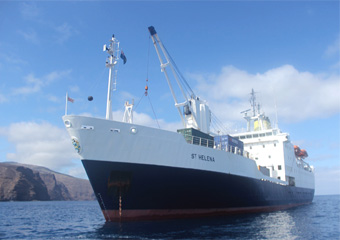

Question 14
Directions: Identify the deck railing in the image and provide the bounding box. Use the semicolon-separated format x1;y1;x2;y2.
184;135;248;157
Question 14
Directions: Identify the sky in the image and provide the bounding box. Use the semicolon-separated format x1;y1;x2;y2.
0;1;339;195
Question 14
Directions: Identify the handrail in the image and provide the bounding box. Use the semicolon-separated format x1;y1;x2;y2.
296;159;313;172
183;135;248;157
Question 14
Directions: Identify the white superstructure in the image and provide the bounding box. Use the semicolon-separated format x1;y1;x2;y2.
232;89;314;189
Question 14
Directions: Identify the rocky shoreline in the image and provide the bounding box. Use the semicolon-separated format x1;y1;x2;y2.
0;162;95;201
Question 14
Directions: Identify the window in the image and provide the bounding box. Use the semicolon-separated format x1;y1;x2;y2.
268;155;271;158
263;145;265;148
278;165;282;170
274;143;276;147
250;146;252;149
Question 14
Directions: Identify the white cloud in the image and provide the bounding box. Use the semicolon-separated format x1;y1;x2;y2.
13;73;42;95
315;166;340;195
12;70;71;96
17;29;39;44
191;65;340;125
69;85;79;93
20;2;40;20
324;34;340;58
0;53;28;65
3;121;78;173
47;95;59;103
0;93;8;103
55;23;78;44
66;163;88;179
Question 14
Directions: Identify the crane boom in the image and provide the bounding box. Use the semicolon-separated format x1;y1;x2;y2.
148;26;211;134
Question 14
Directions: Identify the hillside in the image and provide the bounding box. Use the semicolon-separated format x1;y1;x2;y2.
0;162;95;201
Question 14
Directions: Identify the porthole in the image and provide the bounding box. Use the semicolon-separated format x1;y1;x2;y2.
64;120;72;128
130;127;137;134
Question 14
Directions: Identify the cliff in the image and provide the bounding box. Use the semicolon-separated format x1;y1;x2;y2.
0;162;95;201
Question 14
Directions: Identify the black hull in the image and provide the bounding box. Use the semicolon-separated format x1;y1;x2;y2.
82;160;314;221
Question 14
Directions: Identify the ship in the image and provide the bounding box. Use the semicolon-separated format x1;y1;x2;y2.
63;26;315;221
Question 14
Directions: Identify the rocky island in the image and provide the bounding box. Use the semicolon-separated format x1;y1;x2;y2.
0;162;95;201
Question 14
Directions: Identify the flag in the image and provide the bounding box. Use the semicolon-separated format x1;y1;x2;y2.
120;50;127;64
68;96;74;103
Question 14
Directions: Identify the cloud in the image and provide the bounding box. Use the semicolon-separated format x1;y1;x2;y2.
12;73;42;95
315;166;340;195
0;94;8;103
324;34;340;58
3;121;78;172
17;29;39;44
69;85;79;93
66;164;87;179
0;53;28;65
20;2;40;20
47;95;59;103
191;65;340;126
12;70;71;96
55;23;78;44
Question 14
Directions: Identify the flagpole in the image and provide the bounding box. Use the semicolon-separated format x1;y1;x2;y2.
65;92;68;116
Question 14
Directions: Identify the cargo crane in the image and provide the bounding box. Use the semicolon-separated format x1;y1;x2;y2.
148;26;211;134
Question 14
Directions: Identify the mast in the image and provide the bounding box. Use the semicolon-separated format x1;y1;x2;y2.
250;88;257;117
242;89;271;132
103;35;120;120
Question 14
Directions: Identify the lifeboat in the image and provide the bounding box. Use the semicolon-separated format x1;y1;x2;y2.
294;145;301;156
294;145;308;159
298;149;308;158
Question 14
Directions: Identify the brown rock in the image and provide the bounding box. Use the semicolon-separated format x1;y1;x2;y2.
0;162;95;201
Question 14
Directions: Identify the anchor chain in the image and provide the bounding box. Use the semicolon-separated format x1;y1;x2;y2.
119;192;122;217
98;193;111;222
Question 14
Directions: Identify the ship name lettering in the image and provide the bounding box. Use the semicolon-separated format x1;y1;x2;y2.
191;153;215;162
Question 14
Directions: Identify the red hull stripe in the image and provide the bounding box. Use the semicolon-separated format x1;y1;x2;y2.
102;203;311;221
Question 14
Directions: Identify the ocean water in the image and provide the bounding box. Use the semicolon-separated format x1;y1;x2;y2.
0;195;339;239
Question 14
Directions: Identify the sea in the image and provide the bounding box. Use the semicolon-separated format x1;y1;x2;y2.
0;195;339;240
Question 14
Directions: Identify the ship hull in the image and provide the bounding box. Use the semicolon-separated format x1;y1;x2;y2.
83;159;314;221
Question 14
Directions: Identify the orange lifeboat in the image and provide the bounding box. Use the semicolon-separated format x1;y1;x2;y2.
298;149;308;158
294;145;308;159
294;145;301;156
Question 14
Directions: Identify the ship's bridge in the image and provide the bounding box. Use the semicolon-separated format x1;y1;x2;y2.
232;128;284;142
